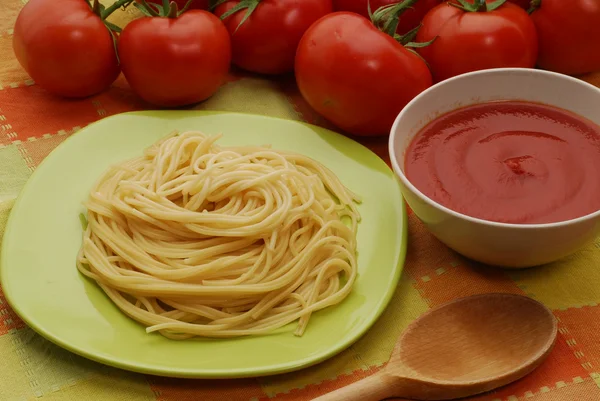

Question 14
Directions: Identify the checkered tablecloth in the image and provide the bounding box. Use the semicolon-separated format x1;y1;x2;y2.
2;1;600;400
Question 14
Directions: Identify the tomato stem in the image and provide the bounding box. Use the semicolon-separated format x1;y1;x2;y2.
93;0;102;14
486;0;507;11
89;0;136;66
135;0;160;16
134;0;192;17
527;0;541;14
371;0;436;51
371;0;419;37
451;0;507;12
167;1;179;17
215;0;261;33
101;0;136;19
179;0;196;13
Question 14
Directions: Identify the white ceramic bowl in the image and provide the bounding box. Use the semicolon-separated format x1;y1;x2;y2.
389;68;600;268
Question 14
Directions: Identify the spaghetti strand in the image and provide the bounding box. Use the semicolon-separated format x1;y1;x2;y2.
77;131;361;338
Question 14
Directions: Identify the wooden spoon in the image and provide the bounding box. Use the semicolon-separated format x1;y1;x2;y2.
314;293;557;401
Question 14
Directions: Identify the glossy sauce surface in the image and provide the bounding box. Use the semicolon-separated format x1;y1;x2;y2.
405;101;600;224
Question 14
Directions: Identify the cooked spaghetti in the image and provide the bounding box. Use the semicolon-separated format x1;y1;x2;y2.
76;131;360;339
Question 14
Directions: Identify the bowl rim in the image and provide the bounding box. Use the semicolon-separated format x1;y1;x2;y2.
388;67;600;230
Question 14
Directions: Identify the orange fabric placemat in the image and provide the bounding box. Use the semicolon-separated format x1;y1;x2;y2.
1;2;600;400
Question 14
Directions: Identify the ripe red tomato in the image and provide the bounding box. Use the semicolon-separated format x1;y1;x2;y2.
119;10;231;107
13;0;120;98
214;0;332;75
332;0;442;34
416;1;538;82
295;12;432;136
530;0;600;75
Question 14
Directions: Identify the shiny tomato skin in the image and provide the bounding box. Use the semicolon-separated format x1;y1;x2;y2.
13;0;119;98
118;11;231;107
417;2;538;82
531;0;600;75
295;12;432;136
214;0;332;75
332;0;442;34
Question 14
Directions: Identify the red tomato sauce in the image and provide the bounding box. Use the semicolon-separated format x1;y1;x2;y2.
404;101;600;224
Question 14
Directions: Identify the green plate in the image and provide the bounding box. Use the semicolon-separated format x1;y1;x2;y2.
1;111;406;378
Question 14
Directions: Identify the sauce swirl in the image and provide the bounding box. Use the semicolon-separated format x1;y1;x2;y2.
405;101;600;224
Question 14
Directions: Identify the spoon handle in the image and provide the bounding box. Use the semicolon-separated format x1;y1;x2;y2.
311;371;395;401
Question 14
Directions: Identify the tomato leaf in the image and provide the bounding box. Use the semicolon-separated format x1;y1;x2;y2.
367;0;374;19
449;0;476;12
381;5;401;36
134;0;160;16
92;0;103;14
179;0;196;13
401;26;437;49
399;23;420;44
372;0;435;52
104;20;122;33
404;36;437;48
88;0;135;65
450;0;506;12
217;0;261;33
486;0;507;11
458;0;475;7
134;0;185;17
211;0;230;10
111;32;121;64
371;0;419;37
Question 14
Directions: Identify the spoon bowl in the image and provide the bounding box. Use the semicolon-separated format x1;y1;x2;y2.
314;293;557;401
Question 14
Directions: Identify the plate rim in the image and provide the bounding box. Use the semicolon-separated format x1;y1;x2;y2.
0;110;407;378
